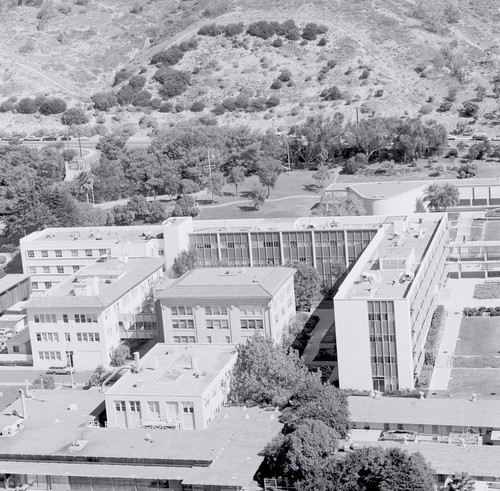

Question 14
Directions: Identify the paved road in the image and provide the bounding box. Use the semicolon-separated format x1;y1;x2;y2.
0;368;93;386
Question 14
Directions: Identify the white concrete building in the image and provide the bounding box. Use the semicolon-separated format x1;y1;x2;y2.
23;256;164;370
155;267;296;345
104;343;237;430
19;217;192;293
334;213;449;391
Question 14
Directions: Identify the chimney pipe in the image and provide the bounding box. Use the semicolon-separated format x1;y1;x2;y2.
154;357;159;370
25;379;30;399
191;356;197;371
134;351;140;368
19;390;27;419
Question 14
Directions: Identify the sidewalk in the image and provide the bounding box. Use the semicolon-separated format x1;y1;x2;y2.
429;278;491;391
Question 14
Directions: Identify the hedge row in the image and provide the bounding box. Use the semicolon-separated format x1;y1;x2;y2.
463;306;500;316
417;305;445;386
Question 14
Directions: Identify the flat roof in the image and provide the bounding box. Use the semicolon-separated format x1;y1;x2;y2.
156;267;294;300
106;343;237;397
352;440;500;478
22;225;164;245
348;181;426;199
0;391;282;487
339;215;442;299
349;396;500;428
0;274;29;293
23;257;164;309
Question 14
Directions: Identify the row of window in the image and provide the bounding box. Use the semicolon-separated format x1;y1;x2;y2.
241;319;264;329
34;313;98;324
114;400;194;414
171;306;193;316
35;332;100;343
172;318;262;330
29;265;80;274
171;305;264;316
31;282;52;290
76;332;100;342
173;335;232;344
38;351;61;361
27;249;109;258
36;332;59;342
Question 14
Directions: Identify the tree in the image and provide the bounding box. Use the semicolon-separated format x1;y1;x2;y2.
249;183;266;209
311;194;366;217
110;344;131;367
145;200;169;223
172;248;198;278
460;101;479;118
39;97;67;115
312;165;330;188
61;107;88;125
423;182;459;211
91;92;118;111
287;261;322;311
172;195;199;217
447;472;475;491
263;419;339;485
32;374;55;389
258;159;282;197
227;166;246;195
209;171;225;198
229;335;313;406
89;365;106;386
17;98;38;114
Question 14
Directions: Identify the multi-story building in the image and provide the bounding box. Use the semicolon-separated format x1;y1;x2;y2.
0;274;31;316
104;344;237;430
19;218;191;293
155;267;296;345
334;213;449;391
23;256;164;369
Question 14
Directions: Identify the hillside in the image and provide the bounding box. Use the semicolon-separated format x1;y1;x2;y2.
1;0;500;135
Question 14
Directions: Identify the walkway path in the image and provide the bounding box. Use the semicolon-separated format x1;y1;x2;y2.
429;278;497;391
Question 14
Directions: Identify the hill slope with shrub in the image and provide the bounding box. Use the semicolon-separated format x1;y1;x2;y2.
1;0;500;135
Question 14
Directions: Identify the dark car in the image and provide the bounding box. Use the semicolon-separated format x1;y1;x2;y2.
60;136;72;141
43;136;57;141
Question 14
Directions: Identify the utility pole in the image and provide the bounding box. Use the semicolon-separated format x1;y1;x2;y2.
77;129;83;159
207;148;214;204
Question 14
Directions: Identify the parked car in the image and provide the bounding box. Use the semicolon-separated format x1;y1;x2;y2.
46;366;76;375
78;136;90;141
23;136;41;142
60;136;72;141
472;133;488;140
42;136;57;141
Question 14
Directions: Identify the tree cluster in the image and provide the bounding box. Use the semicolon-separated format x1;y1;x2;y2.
0;95;67;116
423;183;459;211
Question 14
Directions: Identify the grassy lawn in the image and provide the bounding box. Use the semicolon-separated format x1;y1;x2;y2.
484;220;500;241
449;369;500;398
457;317;500;356
473;282;500;299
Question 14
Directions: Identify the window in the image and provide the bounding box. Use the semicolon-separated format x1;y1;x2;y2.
41;250;48;257
207;336;212;343
182;402;194;414
38;351;61;361
173;336;196;344
32;282;38;290
44;282;52;290
55;250;62;257
57;266;64;274
129;401;141;412
241;305;263;316
13;346;19;353
172;319;194;329
225;336;231;343
71;250;78;257
159;249;164;256
76;333;100;342
73;266;80;273
36;332;59;342
240;319;264;329
85;249;93;257
205;305;228;316
99;249;108;256
27;250;34;258
171;306;193;316
397;423;404;431
206;319;229;329
43;266;50;274
148;401;160;415
65;333;71;342
28;266;36;274
115;401;126;412
63;314;68;323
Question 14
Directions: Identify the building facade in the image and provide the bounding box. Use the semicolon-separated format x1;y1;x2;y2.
0;275;31;316
334;213;449;391
155;267;296;345
23;257;164;369
104;344;237;430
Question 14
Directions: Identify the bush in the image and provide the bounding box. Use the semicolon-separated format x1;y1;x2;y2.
110;344;131;367
150;98;161;110
270;79;283;90
222;98;237;111
457;162;477;178
17;98;38;114
32;374;56;389
128;75;146;90
266;96;280;107
320;86;343;101
154;68;191;99
278;69;292;82
224;22;244;37
116;84;136;105
178;38;198;52
61;107;89;125
359;67;370;80
246;20;276;39
190;100;205;112
175;103;184;113
302;22;323;40
159;101;174;113
113;68;132;86
460;101;479;118
446;148;458;158
212;104;226;115
39;97;67;115
91;92;117;111
317;37;327;46
0;100;14;112
437;100;452;112
150;45;184;66
198;23;224;36
417;365;433;387
132;90;152;107
272;37;283;48
419;103;433;115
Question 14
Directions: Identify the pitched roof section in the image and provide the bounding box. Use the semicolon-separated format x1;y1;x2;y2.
156;267;295;300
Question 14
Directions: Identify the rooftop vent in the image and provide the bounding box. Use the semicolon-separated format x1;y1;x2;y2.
69;440;88;452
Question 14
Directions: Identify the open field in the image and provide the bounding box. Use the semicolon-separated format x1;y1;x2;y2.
448;369;500;398
456;317;500;357
484;220;500;241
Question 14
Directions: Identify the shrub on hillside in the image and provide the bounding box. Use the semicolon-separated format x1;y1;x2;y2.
0;100;14;112
128;75;146;90
224;22;244;37
278;69;292;82
302;22;326;40
116;84;136;105
39;97;67;115
272;37;283;47
91;92;118;111
159;101;173;112
460;101;479;118
222;98;237;111
320;86;343;101
246;20;276;39
154;67;191;98
318;37;327;46
150;45;184;66
61;107;88;125
198;23;224;36
178;38;198;52
277;19;301;40
132;90;152;107
17;98;38;114
266;96;280;107
437;100;452;112
270;79;283;89
190;100;205;112
113;68;132;86
212;104;226;115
